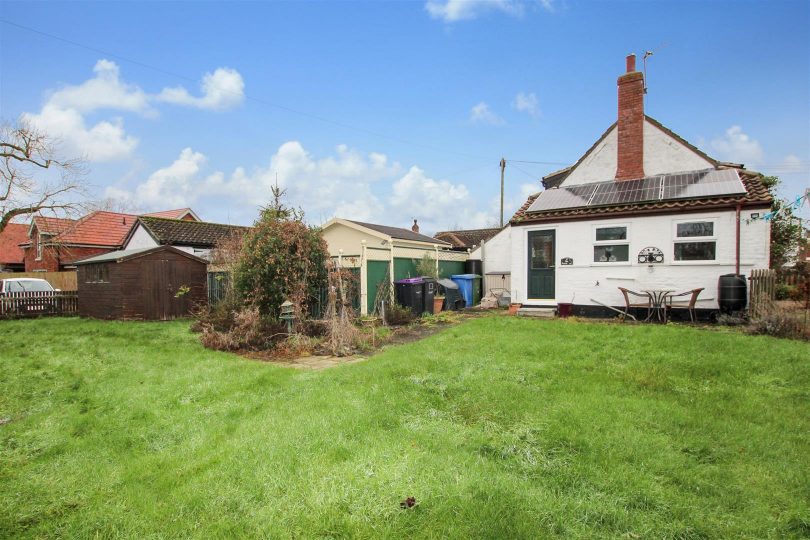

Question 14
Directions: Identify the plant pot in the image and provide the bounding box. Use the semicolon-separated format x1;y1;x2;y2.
557;302;574;318
508;303;521;315
433;297;444;313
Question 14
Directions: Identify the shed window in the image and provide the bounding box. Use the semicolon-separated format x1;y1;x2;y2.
85;264;109;283
593;225;629;263
674;220;716;261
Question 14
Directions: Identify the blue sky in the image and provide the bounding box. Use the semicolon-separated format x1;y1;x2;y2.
1;0;808;231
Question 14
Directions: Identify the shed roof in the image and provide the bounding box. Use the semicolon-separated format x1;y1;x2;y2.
346;220;449;245
136;216;249;248
73;245;208;265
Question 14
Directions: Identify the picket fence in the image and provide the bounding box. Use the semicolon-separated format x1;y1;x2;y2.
0;291;79;318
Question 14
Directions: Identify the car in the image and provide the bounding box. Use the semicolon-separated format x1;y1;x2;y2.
0;278;59;315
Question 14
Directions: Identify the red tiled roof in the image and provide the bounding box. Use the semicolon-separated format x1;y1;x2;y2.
0;223;28;264
51;211;139;247
434;228;501;249
512;168;773;225
142;208;197;220
33;216;76;236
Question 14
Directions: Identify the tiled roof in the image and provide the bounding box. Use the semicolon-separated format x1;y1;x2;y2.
434;228;501;249
512;168;773;224
137;216;249;248
33;216;76;236
0;223;28;264
51;211;139;247
141;208;197;220
347;220;450;245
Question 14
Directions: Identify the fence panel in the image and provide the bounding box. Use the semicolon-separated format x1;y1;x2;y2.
0;291;79;318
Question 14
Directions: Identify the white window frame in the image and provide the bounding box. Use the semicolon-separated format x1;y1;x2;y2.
36;233;43;261
672;218;717;264
592;223;631;266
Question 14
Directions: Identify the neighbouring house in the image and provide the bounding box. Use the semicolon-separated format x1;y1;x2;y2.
123;216;249;261
75;246;207;320
434;227;501;252
18;208;202;272
21;212;139;272
508;54;773;317
321;218;467;314
0;223;28;272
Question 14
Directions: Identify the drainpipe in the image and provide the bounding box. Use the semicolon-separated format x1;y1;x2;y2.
735;203;741;275
434;244;439;278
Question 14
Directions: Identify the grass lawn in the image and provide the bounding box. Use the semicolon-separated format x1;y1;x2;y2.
1;316;809;538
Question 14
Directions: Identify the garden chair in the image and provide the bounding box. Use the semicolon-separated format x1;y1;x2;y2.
618;287;651;322
666;287;704;323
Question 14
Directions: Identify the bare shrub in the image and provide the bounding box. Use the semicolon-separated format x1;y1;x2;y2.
323;261;359;356
748;302;810;341
198;306;287;351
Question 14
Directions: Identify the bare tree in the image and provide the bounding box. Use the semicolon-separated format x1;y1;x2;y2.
0;119;86;234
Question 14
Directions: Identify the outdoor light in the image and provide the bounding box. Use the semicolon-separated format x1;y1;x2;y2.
279;299;295;333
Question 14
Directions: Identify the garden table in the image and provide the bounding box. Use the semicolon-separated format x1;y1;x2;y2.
641;289;675;323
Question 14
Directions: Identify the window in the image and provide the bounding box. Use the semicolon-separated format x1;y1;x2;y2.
593;225;629;263
674;220;716;261
36;233;43;261
85;264;109;283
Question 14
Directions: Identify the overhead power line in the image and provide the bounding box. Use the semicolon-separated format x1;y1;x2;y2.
0;19;571;167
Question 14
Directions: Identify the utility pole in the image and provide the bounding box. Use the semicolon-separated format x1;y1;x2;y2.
499;158;506;227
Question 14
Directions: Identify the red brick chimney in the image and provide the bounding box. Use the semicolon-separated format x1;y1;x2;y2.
615;54;645;181
411;219;419;233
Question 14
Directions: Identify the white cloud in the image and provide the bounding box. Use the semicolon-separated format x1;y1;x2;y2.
134;148;207;208
157;68;245;111
710;126;764;166
470;102;504;125
46;59;153;115
22;104;138;162
425;0;554;22
512;91;540;118
777;154;805;173
389;166;491;231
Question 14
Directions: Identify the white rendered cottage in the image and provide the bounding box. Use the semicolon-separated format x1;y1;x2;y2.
509;54;773;317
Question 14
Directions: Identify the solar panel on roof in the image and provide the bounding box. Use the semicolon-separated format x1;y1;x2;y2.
662;168;745;200
526;184;596;212
525;168;746;214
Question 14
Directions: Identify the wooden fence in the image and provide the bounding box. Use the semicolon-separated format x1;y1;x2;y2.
0;291;79;318
0;271;78;291
748;269;777;319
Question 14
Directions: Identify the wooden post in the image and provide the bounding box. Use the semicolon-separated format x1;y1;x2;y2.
500;158;506;227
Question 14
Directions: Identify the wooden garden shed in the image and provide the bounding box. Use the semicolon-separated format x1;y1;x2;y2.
75;246;207;320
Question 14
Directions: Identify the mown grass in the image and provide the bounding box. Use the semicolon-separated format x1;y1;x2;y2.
1;316;808;538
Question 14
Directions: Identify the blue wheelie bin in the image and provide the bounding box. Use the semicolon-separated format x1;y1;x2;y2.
450;274;482;308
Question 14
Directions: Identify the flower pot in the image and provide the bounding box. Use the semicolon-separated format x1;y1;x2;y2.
434;297;444;313
508;303;521;315
557;302;574;318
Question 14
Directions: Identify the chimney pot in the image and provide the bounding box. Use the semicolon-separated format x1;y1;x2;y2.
626;53;636;73
411;219;419;233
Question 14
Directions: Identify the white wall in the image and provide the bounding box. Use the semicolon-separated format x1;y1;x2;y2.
125;225;212;260
125;224;159;250
562;120;714;186
510;209;770;309
470;226;511;273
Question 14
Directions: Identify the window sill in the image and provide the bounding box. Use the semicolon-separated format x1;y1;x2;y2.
590;262;632;267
